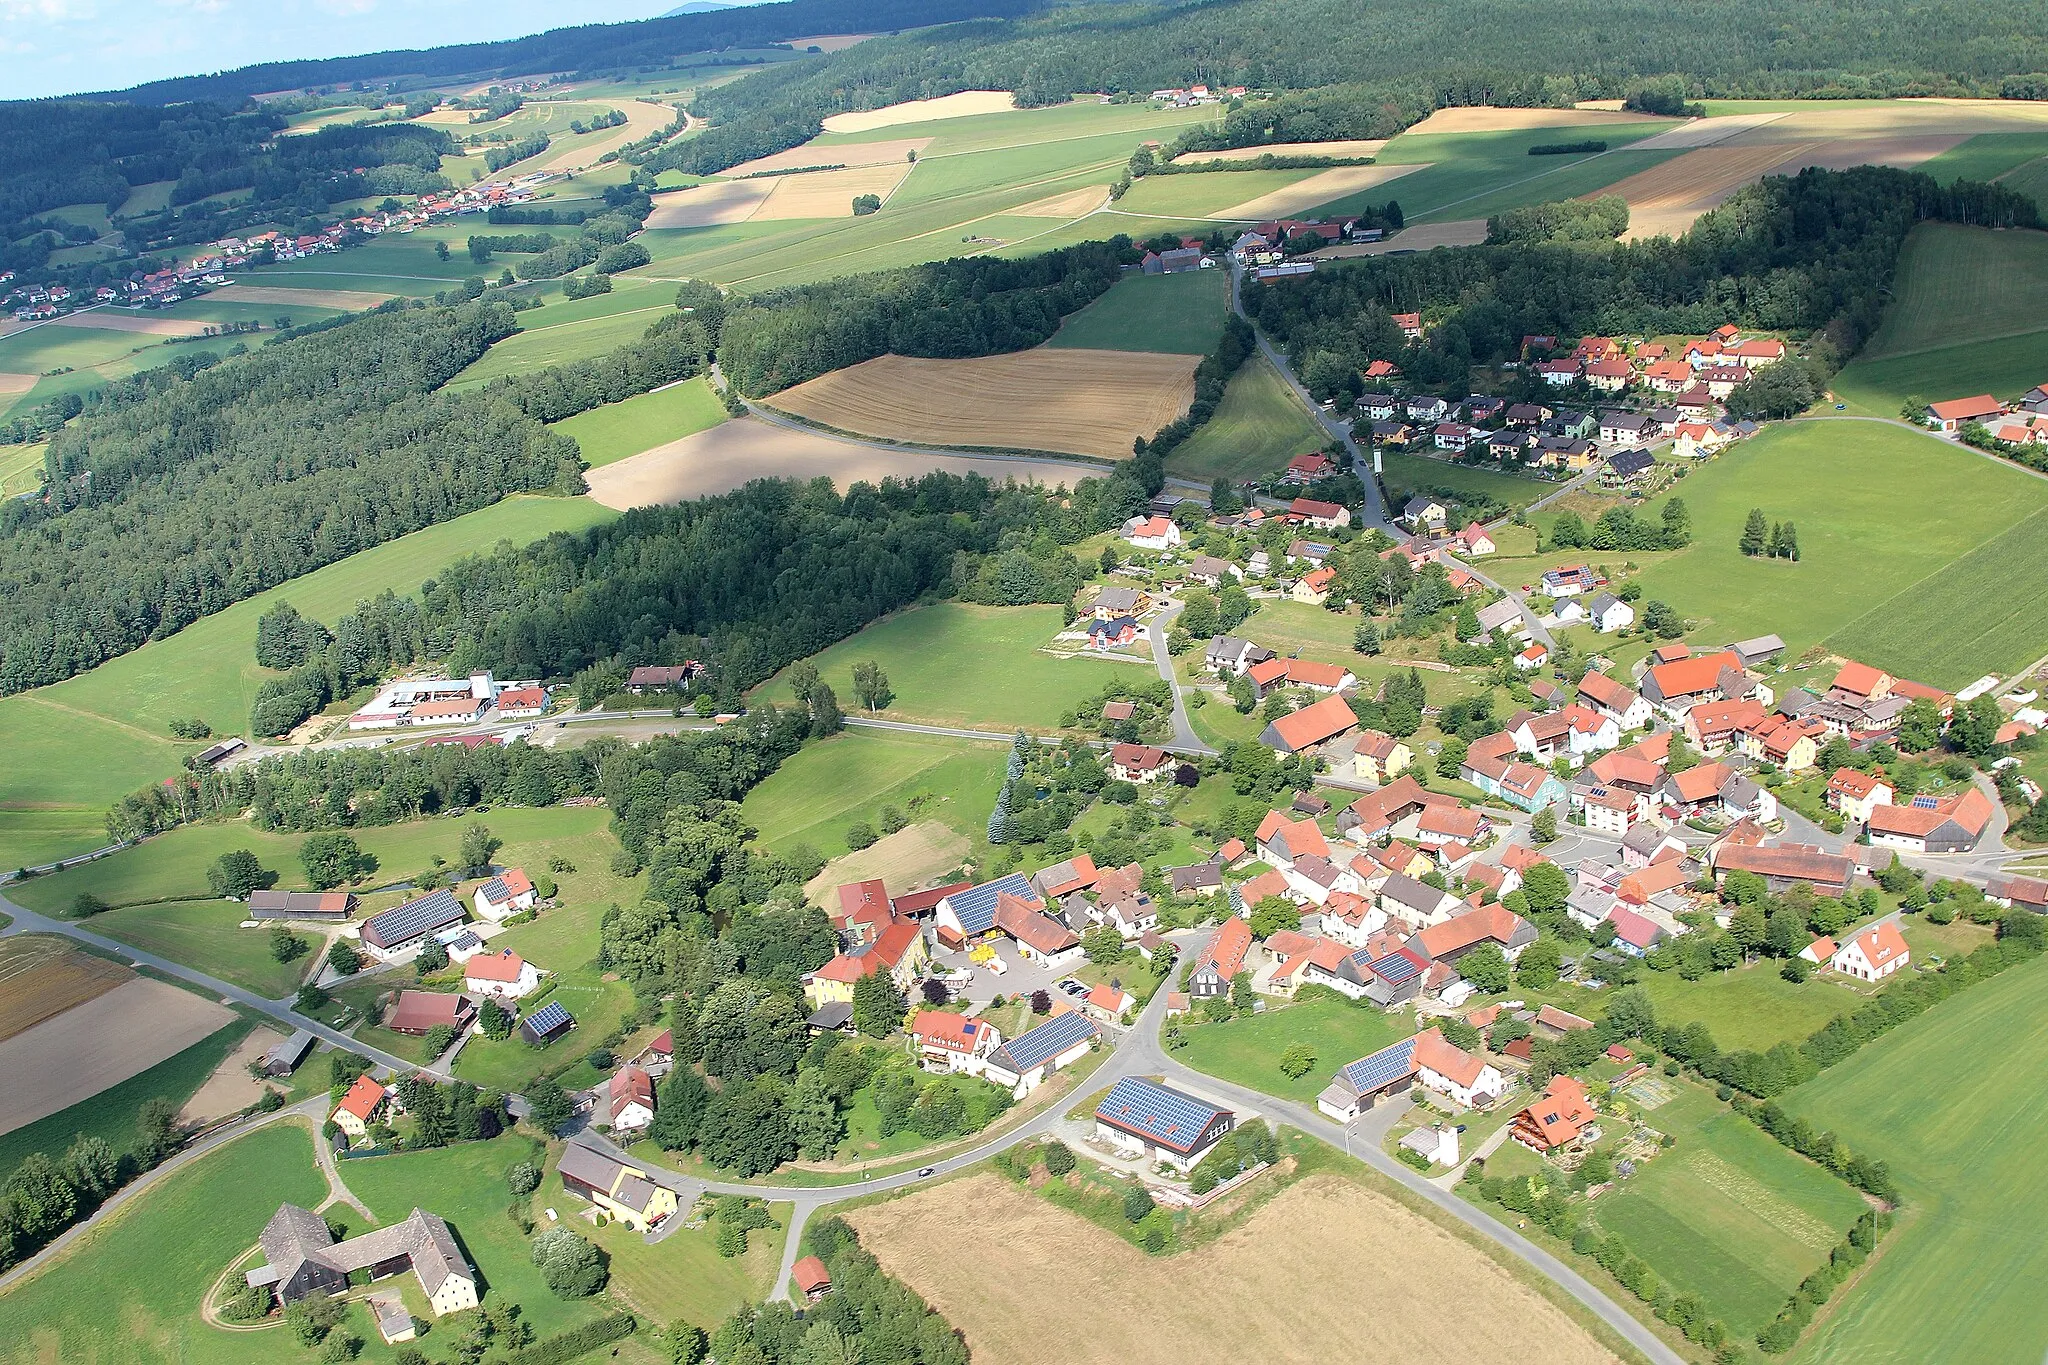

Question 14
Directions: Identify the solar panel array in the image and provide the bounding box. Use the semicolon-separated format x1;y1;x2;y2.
362;887;465;947
991;1010;1096;1070
940;872;1037;934
1094;1076;1228;1152
1338;1036;1417;1093
522;1000;574;1039
1368;950;1422;986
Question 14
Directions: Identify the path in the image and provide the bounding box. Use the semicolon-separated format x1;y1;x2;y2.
1144;601;1213;753
313;1116;375;1223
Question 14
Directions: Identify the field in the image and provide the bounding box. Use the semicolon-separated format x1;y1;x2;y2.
0;934;131;1040
0;495;613;869
752;163;915;219
753;601;1145;730
763;349;1197;459
1857;223;2048;362
646;178;778;227
740;728;1006;863
1175;138;1388;163
1589;1084;1867;1336
1379;449;1555;510
804;822;974;901
0;1123;326;1365
730;136;933;175
1403;106;1674;136
1175;997;1406;1106
822;91;1017;133
1346;122;1682;225
1830;330;2048;418
88;899;315;998
1918;130;2048;187
1785;951;2048;1364
1117;168;1328;218
1629;960;1858;1053
849;1171;1622;1364
1167;353;1327;481
205;282;391;310
583;414;1101;511
1602;142;1823;240
1215;164;1425;220
548;375;726;466
449;297;677;387
1625;421;2048;679
0;978;234;1137
1046;270;1227;355
47;310;211;337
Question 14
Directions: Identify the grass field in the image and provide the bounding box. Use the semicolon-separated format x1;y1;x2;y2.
1379;449;1556;511
1591;1083;1866;1336
1166;353;1327;481
1626;421;2048;676
1858;224;2048;361
739;728;1007;862
561;1157;783;1327
1785;952;2048;1364
1116;168;1316;218
1176;997;1407;1106
1831;330;2048;417
88;899;313;998
0;1121;324;1365
1628;961;1859;1053
1341;123;1680;224
450;303;675;387
1918;131;2048;187
1045;269;1227;355
0;496;613;869
548;375;726;466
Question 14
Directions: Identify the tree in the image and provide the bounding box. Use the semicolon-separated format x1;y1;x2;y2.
136;1096;181;1165
525;1077;575;1135
1228;673;1256;713
1460;942;1512;993
1521;860;1570;914
1122;1183;1155;1223
1739;507;1768;557
1516;937;1563;988
786;1068;843;1160
326;938;363;976
851;660;893;710
480;998;513;1040
667;1322;709;1365
1896;697;1945;753
1029;988;1052;1014
5;1153;77;1241
1278;1041;1317;1078
1219;584;1253;629
1660;497;1691;547
415;938;449;976
1951;692;2006;759
1730;902;1767;954
459;821;501;877
269;923;305;962
1248;894;1301;939
1437;735;1468;779
208;849;276;899
1353;621;1382;655
697;1078;796;1176
531;1227;608;1297
806;682;844;737
650;1066;709;1150
851;972;907;1038
62;1133;120;1204
506;1160;542;1195
1530;805;1558;843
300;832;372;889
1642;599;1683;638
1042;1141;1075;1176
1780;521;1800;561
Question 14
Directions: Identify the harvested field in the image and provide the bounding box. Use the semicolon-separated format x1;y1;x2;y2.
785;32;877;52
0;372;35;398
824;91;1017;133
1402;106;1672;135
584;415;1102;510
48;310;210;337
523;100;675;175
208;282;391;310
0;977;233;1136
1173;139;1387;164
645;179;777;228
1014;185;1113;217
0;935;132;1042
1603;142;1825;239
765;349;1197;458
1312;218;1488;256
1632;114;1788;150
755;164;915;219
803;821;970;901
848;1173;1621;1365
728;136;932;176
177;1025;284;1126
1724;99;2048;142
1217;163;1422;220
1759;134;1965;173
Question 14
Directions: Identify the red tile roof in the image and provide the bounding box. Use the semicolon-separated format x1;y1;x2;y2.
336;1073;386;1122
1832;660;1889;698
1647;650;1743;700
1928;394;2001;421
1286;659;1351;689
1412;1026;1489;1089
1841;921;1909;971
792;1255;831;1295
1196;916;1253;979
1266;694;1358;751
464;949;529;983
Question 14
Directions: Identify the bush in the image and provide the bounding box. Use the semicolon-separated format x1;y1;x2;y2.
506;1160;541;1195
499;1313;637;1365
531;1227;607;1297
845;822;879;850
1122;1184;1155;1223
1042;1141;1075;1176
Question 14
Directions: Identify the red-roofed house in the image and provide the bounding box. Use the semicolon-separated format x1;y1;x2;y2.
1260;693;1358;753
463;949;543;999
1825;769;1893;823
804;917;931;1008
1290;566;1339;605
1926;394;2003;433
1082;983;1135;1024
608;1064;656;1133
1284;451;1337;482
494;685;548;719
1290;497;1350;530
792;1255;832;1301
1123;515;1181;550
908;1010;1003;1074
1866;786;1995;853
1511;1075;1597;1152
1190;916;1254;997
1284;658;1355;693
332;1074;387;1140
1830;921;1909;982
1109;743;1175;783
1412;1026;1508;1107
1256;810;1331;866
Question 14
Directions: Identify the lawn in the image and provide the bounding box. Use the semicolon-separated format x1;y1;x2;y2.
547;375;726;466
752;602;1149;730
1166;353;1328;481
1625;421;2048;676
89;899;314;998
453;966;637;1093
1630;961;1860;1053
1857;223;2048;362
1175;996;1407;1106
1784;951;2048;1364
739;728;1007;859
1379;449;1556;511
0;1122;325;1365
1590;1083;1867;1337
1045;269;1227;355
565;1163;783;1327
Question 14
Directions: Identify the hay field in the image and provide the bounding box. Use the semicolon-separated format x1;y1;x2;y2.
765;349;1197;458
824;91;1018;133
209;282;390;309
645;179;778;228
1632;114;1789;150
755;164;914;219
0;936;132;1041
803;821;971;900
1604;142;1825;239
0;978;233;1136
584;415;1102;509
1218;163;1423;219
1015;185;1112;216
1174;139;1388;163
0;372;35;398
1403;106;1671;135
522;100;675;175
728;136;932;176
1724;98;2048;141
49;310;211;337
849;1173;1621;1365
785;32;877;52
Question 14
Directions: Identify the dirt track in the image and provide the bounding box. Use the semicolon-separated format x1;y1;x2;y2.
849;1173;1622;1365
0;977;234;1136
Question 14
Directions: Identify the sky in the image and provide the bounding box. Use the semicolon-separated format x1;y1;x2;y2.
0;0;771;101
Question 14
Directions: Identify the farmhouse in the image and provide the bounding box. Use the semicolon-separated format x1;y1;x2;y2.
607;1064;657;1134
908;1009;1003;1074
1831;921;1910;982
1408;901;1536;963
1865;786;1995;853
1260;693;1359;754
1094;1076;1236;1171
1640;649;1760;718
982;1011;1098;1096
387;990;476;1037
1091;585;1152;619
330;1074;386;1140
1189;915;1254;997
1926;394;2002;433
463;948;542;999
1284;451;1337;482
556;1143;678;1233
473;869;537;920
1989;875;2048;912
360;888;468;958
247;1204;477;1317
1577;672;1651;730
1510;1075;1598;1152
805;913;934;1005
626;663;701;693
1709;842;1854;896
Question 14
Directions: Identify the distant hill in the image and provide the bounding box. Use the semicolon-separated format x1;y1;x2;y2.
665;2;738;12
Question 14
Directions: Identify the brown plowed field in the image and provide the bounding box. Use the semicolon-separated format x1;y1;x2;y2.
0;936;132;1042
764;349;1197;458
0;977;234;1136
645;179;777;228
0;373;36;398
847;1173;1622;1365
1604;142;1827;239
1402;105;1675;135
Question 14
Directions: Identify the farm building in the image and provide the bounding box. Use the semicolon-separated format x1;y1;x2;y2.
556;1142;678;1233
386;990;476;1037
1093;1076;1236;1171
981;1011;1097;1096
247;1204;477;1317
259;1029;316;1077
520;999;576;1046
247;890;356;921
360;888;468;957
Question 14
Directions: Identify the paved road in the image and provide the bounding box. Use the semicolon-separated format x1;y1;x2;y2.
1143;601;1215;754
1446;554;1557;651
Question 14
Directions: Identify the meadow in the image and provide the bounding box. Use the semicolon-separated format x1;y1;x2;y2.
1916;130;2048;187
449;298;678;388
1339;123;1681;224
1175;996;1407;1105
738;728;1008;861
1785;951;2048;1364
1379;449;1556;511
89;899;313;998
1166;353;1327;481
1045;269;1228;355
1627;961;1858;1053
548;374;726;466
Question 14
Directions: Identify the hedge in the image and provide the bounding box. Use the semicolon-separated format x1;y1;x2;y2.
493;1311;636;1365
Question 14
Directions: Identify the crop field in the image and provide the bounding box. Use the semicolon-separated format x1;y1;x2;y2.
0;1122;325;1365
1626;421;2048;670
1177;998;1406;1105
1784;952;2048;1364
205;282;392;310
1167;353;1327;480
1175;138;1388;163
804;821;975;901
646;178;779;227
764;349;1196;459
748;163;915;220
850;1172;1623;1364
88;898;313;999
821;90;1018;133
740;728;1007;862
48;309;212;336
729;135;932;175
1589;1085;1866;1336
1858;223;2048;361
1116;168;1320;219
549;375;726;466
0;978;234;1137
1046;269;1227;354
1602;142;1825;240
449;302;675;386
1215;164;1427;220
1402;106;1675;136
1347;123;1681;224
0;934;131;1041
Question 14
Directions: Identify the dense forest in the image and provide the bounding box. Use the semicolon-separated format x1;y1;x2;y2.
1247;166;2041;401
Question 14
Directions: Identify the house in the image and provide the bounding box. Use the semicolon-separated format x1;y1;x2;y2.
982;1011;1098;1096
1364;359;1402;381
1698;364;1749;399
1406;396;1450;423
1709;843;1855;896
1599;412;1655;444
1290;566;1339;605
1338;775;1452;844
1515;643;1549;672
1086;616;1141;650
805;915;932;1006
1408;901;1537;963
1260;693;1359;754
388;990;477;1038
1123;515;1182;550
1290;497;1351;529
472;869;537;921
1605;904;1668;956
1989;874;2048;912
934;873;1038;946
1577;672;1651;731
1510;1075;1597;1152
1081;983;1135;1024
1094;1076;1236;1171
1464;752;1570;812
1434;421;1478;452
247;890;357;921
1284;451;1338;482
607;1064;656;1134
1584;357;1631;392
1257;809;1330;868
360;888;468;958
1189;916;1254;997
1825;768;1894;823
1357;392;1400;421
1109;743;1175;783
331;1074;387;1140
556;1143;678;1233
1376;872;1465;930
1352;730;1412;783
1539;564;1598;598
520;999;576;1046
1601;448;1655;488
790;1255;834;1304
626;664;701;694
494;686;548;719
1414;802;1490;848
1926;394;2003;433
1644;359;1694;393
1535;358;1582;387
1182;555;1237;588
1206;635;1275;675
1446;522;1496;558
1866;786;1995;853
245;1204;477;1317
1640;649;1755;718
1475;598;1527;640
1830;921;1909;982
463;949;543;999
1166;861;1224;897
908;1009;1003;1074
1401;495;1447;530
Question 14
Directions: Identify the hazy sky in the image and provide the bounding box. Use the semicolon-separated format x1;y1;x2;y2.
0;0;769;101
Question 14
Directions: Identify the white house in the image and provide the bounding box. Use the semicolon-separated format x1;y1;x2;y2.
1831;922;1909;982
1413;1028;1509;1108
1123;515;1182;550
473;869;537;921
607;1065;656;1134
463;948;543;1000
907;1010;1003;1075
1583;592;1634;634
981;1012;1098;1097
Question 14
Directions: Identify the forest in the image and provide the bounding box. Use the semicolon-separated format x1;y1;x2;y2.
1248;166;2041;400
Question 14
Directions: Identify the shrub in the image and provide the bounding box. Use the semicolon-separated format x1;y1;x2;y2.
506;1160;541;1195
531;1227;607;1297
1042;1141;1075;1176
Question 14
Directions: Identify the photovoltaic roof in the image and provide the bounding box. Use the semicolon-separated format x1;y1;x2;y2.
941;872;1037;935
1368;950;1422;986
362;887;464;947
522;1000;574;1037
990;1010;1096;1071
1094;1076;1230;1153
1338;1036;1418;1093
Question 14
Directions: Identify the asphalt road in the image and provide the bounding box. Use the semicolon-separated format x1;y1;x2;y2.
1144;601;1216;754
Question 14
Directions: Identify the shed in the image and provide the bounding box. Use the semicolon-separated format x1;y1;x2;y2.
519;999;576;1046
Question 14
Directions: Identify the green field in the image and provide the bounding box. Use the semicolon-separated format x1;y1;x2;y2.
0;1122;325;1365
739;728;1007;859
1626;421;2048;677
1046;269;1228;354
1629;961;1859;1053
89;899;314;997
548;375;727;466
752;602;1148;730
1166;353;1327;480
1919;132;2048;189
1176;997;1406;1105
0;495;613;869
450;301;676;387
1858;224;2048;362
1591;1084;1867;1336
1347;123;1681;224
1831;330;2048;417
0;442;42;498
1785;952;2048;1364
1116;168;1315;218
1379;449;1555;511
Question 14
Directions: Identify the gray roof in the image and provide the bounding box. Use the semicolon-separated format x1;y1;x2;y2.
1729;634;1786;662
361;888;465;949
1094;586;1144;612
261;1029;316;1071
1585;591;1625;615
1167;861;1223;893
1621;824;1665;855
257;1203;335;1291
254;1203;471;1299
808;1000;853;1030
1379;873;1450;916
988;1011;1097;1073
1475;599;1525;633
940;872;1037;935
1606;448;1655;477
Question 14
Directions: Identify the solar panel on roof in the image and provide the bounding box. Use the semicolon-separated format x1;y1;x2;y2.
1094;1077;1227;1151
1369;952;1421;986
994;1011;1095;1070
1338;1037;1417;1092
362;887;464;947
941;872;1037;934
523;1000;573;1036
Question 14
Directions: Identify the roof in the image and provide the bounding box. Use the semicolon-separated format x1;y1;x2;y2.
1110;742;1172;771
361;887;466;949
994;894;1079;955
1338;1035;1418;1093
988;1011;1097;1073
463;949;530;983
835;878;891;923
609;1064;655;1121
1412;1026;1488;1088
1196;915;1254;979
1827;768;1886;799
1867;786;1993;839
1263;694;1358;752
1286;659;1351;690
522;999;575;1038
792;1254;831;1294
496;686;546;710
941;873;1040;935
336;1073;385;1122
388;990;473;1033
910;1010;988;1051
1409;903;1533;960
1095;1076;1231;1154
1833;660;1889;698
1645;650;1743;702
1711;842;1853;887
1928;394;2002;421
1840;921;1909;969
1519;1075;1596;1148
1256;810;1330;861
1291;497;1345;518
247;890;354;917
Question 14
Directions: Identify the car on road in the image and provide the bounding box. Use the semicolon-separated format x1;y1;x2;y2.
917;1167;935;1177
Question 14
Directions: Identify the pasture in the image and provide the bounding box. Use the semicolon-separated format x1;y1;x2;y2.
0;934;131;1040
0;978;234;1139
1379;450;1554;511
1167;353;1327;481
1630;960;1858;1053
1046;269;1228;355
1117;168;1320;219
549;374;726;466
850;1171;1624;1365
0;1123;325;1365
1857;223;2048;362
1176;997;1406;1106
1784;951;2048;1364
88;899;313;999
740;728;1006;863
1350;123;1680;224
763;349;1197;459
1830;330;2048;417
449;301;675;387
